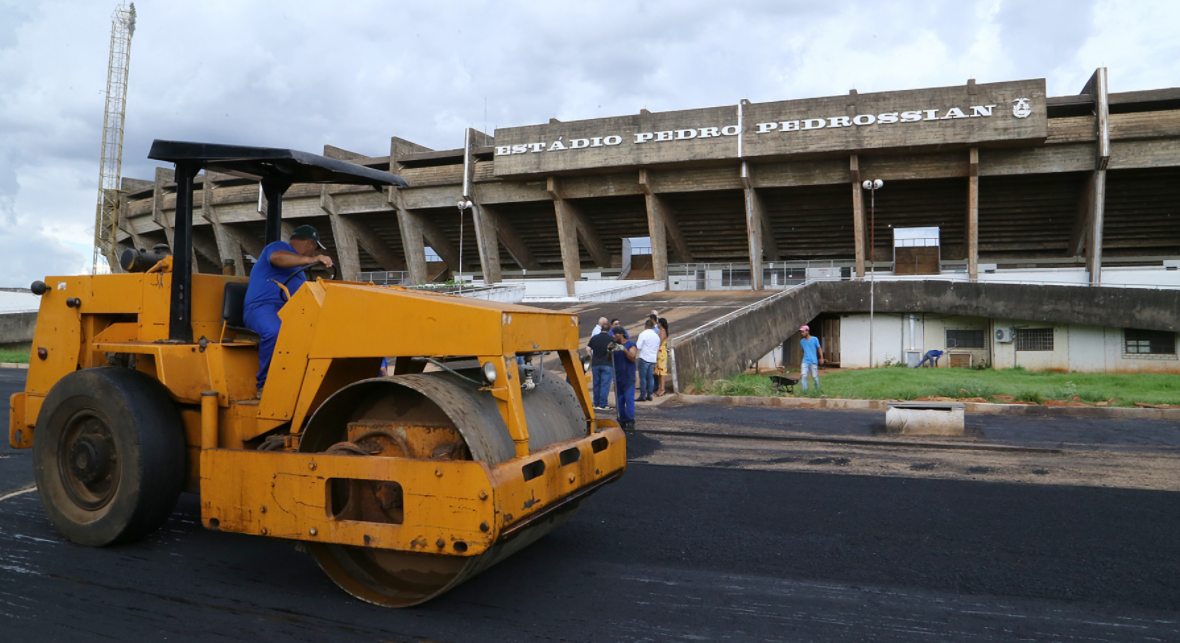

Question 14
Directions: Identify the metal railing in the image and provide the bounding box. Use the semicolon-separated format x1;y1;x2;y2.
667;261;1180;292
357;271;411;286
667;261;855;291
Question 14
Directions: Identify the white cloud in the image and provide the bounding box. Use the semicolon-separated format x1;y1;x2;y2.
0;0;1176;286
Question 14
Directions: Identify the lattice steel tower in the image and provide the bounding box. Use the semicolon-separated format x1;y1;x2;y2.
92;2;136;274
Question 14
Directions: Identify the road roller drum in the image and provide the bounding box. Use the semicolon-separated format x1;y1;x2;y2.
299;372;607;606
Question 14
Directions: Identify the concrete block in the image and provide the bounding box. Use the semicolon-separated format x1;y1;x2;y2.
0;311;37;343
885;402;966;436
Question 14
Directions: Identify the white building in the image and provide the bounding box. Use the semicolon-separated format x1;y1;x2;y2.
829;313;1179;373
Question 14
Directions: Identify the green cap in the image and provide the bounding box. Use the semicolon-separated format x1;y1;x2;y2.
290;224;326;249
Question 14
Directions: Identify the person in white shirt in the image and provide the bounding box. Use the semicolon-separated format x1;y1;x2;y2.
635;319;662;402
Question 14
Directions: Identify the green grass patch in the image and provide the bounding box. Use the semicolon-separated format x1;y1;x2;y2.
0;342;31;364
698;367;1180;407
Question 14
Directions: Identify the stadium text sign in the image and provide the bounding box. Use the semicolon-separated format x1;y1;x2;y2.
492;79;1047;176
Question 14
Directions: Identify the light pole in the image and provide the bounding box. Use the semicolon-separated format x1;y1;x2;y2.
861;179;883;368
456;199;473;288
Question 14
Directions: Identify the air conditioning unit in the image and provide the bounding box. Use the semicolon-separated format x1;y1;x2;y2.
995;327;1014;343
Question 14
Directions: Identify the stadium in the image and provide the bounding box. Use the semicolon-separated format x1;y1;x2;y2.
114;67;1180;380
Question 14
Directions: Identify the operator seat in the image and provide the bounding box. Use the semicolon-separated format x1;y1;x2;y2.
220;282;257;342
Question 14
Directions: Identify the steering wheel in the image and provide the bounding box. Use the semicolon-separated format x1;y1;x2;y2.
276;261;339;301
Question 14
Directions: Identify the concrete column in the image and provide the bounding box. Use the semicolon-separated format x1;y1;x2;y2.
461;128;502;284
741;162;764;290
115;192;145;265
394;191;429;285
219;223;263;264
639;170;668;281
548;177;581;296
639;169;693;280
1085;67;1111;286
152;166;176;252
322;189;362;281
351;216;406;273
470;200;502;283
851;154;866;278
1087;171;1107;285
967;147;979;281
483;203;537;271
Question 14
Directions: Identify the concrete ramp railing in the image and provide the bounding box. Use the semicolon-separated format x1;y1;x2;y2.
0;311;38;344
672;284;821;391
672;279;1180;391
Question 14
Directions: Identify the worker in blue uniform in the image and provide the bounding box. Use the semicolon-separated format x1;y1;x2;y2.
611;326;638;430
243;225;334;395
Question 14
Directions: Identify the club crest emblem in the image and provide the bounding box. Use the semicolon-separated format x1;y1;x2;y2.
1012;98;1032;119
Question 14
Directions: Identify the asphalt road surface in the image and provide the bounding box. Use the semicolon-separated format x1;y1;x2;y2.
1;370;1178;642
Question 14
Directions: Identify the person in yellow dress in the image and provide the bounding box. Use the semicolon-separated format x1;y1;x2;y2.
654;316;669;396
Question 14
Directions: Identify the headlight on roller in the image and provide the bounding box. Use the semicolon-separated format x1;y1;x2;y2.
482;361;498;384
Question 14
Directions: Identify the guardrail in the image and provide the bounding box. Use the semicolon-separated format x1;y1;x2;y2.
667;262;1180;292
357;271;411;286
667;261;854;291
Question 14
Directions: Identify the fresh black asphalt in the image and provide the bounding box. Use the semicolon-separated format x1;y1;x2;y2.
1;370;1177;641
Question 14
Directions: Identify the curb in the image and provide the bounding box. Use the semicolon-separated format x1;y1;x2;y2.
672;393;1180;420
636;394;676;408
0;363;28;370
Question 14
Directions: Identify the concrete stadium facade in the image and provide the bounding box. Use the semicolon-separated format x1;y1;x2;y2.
115;67;1179;295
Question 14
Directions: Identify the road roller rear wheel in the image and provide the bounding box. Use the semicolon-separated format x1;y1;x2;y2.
32;367;186;547
300;372;588;606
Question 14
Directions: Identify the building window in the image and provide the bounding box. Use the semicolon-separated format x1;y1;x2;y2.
1015;328;1054;351
1125;329;1176;355
946;329;985;349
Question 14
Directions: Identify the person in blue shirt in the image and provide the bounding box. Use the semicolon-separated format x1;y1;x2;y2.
609;318;630;340
243;225;334;395
611;327;638;430
916;349;944;368
799;324;824;391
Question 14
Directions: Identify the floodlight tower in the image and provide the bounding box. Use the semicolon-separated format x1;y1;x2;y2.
91;2;137;274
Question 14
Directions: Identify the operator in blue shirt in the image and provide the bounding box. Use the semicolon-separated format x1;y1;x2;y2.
243;225;334;396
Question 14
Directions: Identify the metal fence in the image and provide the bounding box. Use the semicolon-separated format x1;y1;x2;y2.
356;271;411;286
667;261;855;291
668;261;1180;292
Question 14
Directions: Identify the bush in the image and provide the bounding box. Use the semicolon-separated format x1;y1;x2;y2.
1016;390;1045;404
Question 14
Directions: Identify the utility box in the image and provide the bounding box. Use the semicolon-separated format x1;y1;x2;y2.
949;353;973;368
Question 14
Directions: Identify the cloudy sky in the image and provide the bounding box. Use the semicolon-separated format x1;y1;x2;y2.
0;0;1176;286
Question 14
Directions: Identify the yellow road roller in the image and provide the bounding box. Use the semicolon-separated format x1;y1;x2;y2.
7;141;626;606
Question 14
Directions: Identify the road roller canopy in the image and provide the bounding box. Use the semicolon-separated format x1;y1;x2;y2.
147;140;409;189
147;139;410;343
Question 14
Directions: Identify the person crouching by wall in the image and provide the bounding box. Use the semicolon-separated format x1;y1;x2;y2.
611;326;638;430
